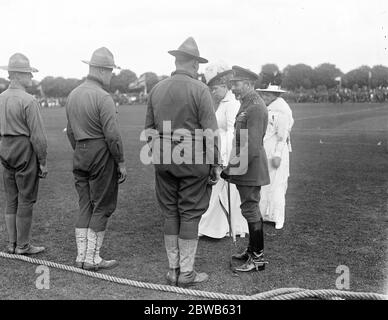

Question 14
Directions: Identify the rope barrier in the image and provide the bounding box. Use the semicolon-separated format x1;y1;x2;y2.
1;251;387;300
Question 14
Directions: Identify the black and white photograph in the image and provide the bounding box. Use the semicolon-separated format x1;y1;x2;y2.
0;0;387;305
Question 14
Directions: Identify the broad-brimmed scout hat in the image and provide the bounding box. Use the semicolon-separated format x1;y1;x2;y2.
256;84;287;93
0;53;38;73
168;37;208;63
230;66;259;82
204;61;233;86
82;47;120;69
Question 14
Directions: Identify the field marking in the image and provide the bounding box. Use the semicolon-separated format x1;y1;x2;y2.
295;105;388;121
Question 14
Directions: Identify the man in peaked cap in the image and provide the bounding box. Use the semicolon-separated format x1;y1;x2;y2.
66;47;127;271
145;37;222;287
221;66;270;272
0;53;48;255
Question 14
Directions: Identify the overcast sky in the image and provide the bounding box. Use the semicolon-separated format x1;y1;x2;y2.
0;0;387;80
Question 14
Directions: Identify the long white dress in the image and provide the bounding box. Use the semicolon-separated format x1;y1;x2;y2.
260;97;294;229
198;90;249;239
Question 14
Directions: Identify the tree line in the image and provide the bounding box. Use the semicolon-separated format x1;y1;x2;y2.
1;63;387;97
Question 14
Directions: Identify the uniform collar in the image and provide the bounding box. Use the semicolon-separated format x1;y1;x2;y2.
241;90;259;106
8;80;26;91
171;69;196;79
86;75;105;88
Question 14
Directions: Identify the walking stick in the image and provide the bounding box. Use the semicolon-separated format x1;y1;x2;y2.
227;181;237;273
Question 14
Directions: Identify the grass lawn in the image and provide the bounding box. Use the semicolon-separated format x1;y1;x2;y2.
0;102;387;299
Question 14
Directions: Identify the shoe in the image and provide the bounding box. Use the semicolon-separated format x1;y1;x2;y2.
83;259;118;271
166;268;180;286
235;252;268;272
232;248;251;261
275;222;284;230
178;271;209;288
15;244;45;255
75;261;84;269
6;243;16;254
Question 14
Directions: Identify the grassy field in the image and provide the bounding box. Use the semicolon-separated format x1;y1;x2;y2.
0;102;387;299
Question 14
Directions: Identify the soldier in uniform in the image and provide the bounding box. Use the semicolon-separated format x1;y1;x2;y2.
221;66;270;272
0;53;48;255
66;47;127;271
145;37;222;287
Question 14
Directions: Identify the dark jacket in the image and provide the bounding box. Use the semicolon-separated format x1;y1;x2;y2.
65;76;124;164
145;69;220;166
226;90;270;186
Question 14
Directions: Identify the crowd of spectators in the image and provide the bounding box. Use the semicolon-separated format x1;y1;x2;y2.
283;86;388;104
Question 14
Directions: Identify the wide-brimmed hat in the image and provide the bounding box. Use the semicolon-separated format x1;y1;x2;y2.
230;65;259;82
0;53;38;73
204;61;233;86
82;47;120;69
168;37;208;64
256;84;287;93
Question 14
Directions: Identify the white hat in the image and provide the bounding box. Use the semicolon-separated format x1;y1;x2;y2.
204;61;232;85
256;84;287;93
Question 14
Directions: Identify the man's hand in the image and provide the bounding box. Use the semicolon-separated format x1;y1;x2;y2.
38;163;48;179
208;165;222;185
117;162;127;184
271;156;281;169
220;168;230;181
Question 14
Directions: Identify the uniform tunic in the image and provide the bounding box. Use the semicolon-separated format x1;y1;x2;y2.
226;90;270;223
66;76;124;232
145;69;221;239
198;90;248;239
0;81;48;246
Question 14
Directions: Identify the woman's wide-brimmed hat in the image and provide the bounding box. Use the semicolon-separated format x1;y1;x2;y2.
256;84;287;93
168;37;208;63
204;61;233;86
82;47;120;69
0;53;38;73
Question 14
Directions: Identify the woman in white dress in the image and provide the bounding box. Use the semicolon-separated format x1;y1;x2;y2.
198;62;249;239
257;85;294;229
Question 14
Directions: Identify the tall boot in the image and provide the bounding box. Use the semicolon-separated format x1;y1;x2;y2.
232;222;256;261
235;220;268;272
177;238;208;287
5;214;17;254
83;229;118;271
75;228;88;268
164;235;180;286
15;215;45;255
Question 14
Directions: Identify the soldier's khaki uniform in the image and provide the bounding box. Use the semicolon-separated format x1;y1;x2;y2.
0;81;47;251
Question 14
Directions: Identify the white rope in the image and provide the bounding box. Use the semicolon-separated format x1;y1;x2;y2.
1;251;387;300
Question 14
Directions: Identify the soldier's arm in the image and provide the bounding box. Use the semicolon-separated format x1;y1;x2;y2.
198;88;222;166
99;95;125;164
25;99;48;165
65;106;76;150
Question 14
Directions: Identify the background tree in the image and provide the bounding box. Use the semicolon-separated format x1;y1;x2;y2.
144;72;160;92
282;64;315;90
110;69;137;93
312;63;342;88
343;65;371;88
370;65;388;88
257;63;281;88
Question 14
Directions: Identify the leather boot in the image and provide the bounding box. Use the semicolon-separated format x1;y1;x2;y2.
235;220;268;272
83;229;118;271
164;235;180;286
177;238;208;287
75;228;88;268
5;214;17;254
15;216;45;255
